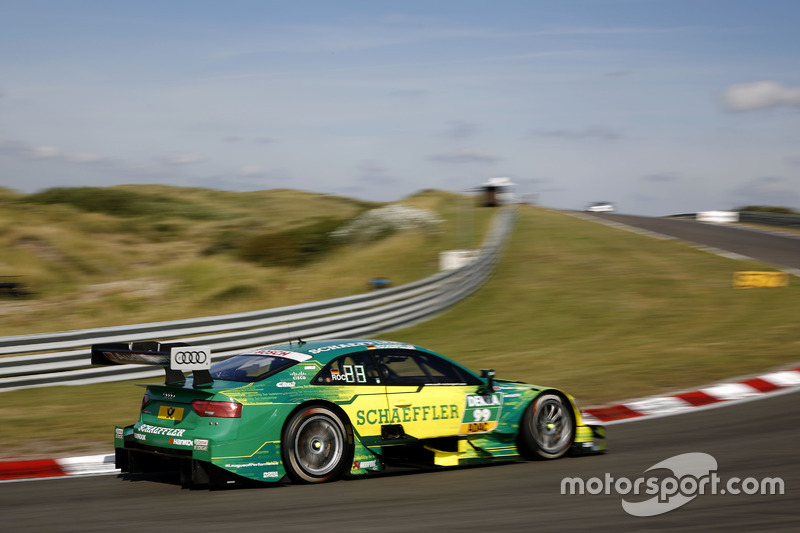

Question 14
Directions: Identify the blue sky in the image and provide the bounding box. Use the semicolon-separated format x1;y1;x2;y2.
1;0;799;215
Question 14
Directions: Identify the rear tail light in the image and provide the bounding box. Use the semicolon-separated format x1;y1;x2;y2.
191;400;242;418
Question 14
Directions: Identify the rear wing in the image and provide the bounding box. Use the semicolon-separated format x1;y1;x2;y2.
91;341;213;388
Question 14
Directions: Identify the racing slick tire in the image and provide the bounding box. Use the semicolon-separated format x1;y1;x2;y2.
282;405;352;483
518;393;575;460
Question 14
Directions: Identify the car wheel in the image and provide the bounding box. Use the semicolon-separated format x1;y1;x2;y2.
519;393;575;460
282;405;351;483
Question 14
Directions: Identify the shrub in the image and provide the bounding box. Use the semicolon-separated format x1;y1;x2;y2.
237;218;344;267
331;204;444;244
23;187;223;220
736;205;799;215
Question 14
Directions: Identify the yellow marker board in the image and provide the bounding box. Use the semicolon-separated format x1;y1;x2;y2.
733;271;789;289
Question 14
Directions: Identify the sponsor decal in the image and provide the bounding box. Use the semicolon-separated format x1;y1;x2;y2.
263;471;280;478
250;349;294;356
224;461;279;469
104;351;168;365
170;346;211;371
276;381;296;388
353;460;378;470
115;428;124;439
290;371;308;381
466;394;502;407
356;404;459;425
137;423;187;437
247;349;311;362
134;433;146;441
308;341;414;354
458;393;503;434
169;438;193;446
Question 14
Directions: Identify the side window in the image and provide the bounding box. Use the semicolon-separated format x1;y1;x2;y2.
377;352;427;385
313;352;381;385
417;353;481;385
374;350;481;386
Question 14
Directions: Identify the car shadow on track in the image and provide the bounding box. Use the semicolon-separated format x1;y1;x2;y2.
115;460;524;491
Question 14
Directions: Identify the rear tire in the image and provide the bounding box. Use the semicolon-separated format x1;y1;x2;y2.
282;405;351;483
519;393;575;460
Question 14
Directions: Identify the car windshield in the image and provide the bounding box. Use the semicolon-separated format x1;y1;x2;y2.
210;354;298;382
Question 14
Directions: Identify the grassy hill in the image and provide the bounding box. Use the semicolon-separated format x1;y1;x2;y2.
1;186;485;336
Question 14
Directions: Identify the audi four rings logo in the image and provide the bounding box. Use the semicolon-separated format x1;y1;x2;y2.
174;350;208;364
170;346;211;370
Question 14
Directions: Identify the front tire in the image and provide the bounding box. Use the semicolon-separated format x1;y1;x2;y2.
282;405;351;483
519;393;575;460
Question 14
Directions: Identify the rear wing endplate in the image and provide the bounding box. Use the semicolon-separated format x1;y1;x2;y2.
91;341;213;388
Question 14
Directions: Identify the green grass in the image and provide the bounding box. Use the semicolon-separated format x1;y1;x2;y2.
1;200;798;458
390;208;800;402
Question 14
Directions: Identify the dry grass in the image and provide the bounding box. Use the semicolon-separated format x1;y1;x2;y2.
0;186;481;335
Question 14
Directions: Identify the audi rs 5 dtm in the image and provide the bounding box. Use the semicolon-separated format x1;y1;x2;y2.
92;338;606;487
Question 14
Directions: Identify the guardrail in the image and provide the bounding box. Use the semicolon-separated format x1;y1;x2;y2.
0;206;516;392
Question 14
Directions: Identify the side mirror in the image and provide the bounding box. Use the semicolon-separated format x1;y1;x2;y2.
480;368;495;393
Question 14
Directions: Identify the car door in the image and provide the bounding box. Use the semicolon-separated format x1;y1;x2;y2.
373;349;491;440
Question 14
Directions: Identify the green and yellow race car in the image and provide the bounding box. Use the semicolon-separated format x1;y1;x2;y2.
92;338;605;487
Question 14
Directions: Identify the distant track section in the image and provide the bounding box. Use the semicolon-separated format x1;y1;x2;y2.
581;212;800;273
0;207;516;392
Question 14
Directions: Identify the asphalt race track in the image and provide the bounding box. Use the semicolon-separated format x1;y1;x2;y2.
1;388;797;532
1;214;796;532
585;212;800;271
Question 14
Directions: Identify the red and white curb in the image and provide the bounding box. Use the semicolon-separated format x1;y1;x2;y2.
0;454;116;482
2;365;799;482
582;364;800;424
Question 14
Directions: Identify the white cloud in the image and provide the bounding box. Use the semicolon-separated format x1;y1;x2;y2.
427;149;502;165
66;152;104;164
238;165;266;177
31;146;61;159
157;153;205;165
722;81;800;112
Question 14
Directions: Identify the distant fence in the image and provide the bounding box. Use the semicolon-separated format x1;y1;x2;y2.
0;207;516;392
